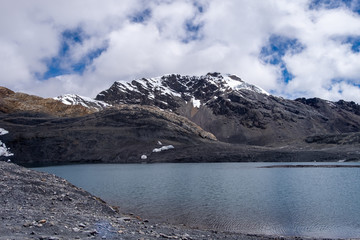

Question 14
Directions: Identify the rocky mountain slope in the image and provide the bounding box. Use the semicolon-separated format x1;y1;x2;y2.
2;88;358;164
0;87;94;117
87;73;360;146
2;72;360;164
0;103;219;164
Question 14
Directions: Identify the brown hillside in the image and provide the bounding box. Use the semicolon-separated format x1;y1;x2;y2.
0;87;94;117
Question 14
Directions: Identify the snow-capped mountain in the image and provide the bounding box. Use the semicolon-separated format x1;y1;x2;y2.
2;77;360;164
54;94;110;111
95;72;269;111
53;72;360;145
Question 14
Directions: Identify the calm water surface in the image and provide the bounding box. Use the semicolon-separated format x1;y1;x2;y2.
33;162;360;239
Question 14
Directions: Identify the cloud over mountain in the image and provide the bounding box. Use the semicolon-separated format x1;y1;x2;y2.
1;0;360;102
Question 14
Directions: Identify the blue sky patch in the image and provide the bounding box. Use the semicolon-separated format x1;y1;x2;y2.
260;35;304;83
63;28;84;44
309;0;351;9
41;28;107;79
182;20;203;43
309;0;360;14
329;78;360;91
182;3;204;43
193;1;205;13
130;8;151;23
342;36;360;52
71;46;107;74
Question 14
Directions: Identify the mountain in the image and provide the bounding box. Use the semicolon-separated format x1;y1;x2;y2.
0;87;220;164
95;72;269;108
0;105;217;164
2;83;360;164
89;72;360;146
3;103;359;164
0;87;93;117
54;94;110;111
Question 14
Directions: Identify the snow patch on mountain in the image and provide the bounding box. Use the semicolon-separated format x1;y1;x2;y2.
115;77;182;98
118;82;141;93
152;145;174;153
222;74;269;95
191;97;201;108
0;128;13;157
0;128;9;136
0;141;13;157
54;94;111;110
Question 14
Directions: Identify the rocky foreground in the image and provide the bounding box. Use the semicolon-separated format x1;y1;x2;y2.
1;161;309;240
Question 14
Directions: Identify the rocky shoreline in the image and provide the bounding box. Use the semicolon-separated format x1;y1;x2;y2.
0;161;349;240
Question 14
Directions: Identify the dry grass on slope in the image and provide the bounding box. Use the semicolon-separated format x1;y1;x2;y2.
0;87;94;117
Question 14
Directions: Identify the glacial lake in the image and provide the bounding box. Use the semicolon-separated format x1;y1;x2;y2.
33;162;360;239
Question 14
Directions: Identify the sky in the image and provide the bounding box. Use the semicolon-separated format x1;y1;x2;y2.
1;0;360;103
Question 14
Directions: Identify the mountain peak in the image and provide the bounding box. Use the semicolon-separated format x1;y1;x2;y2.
91;73;360;145
206;72;269;95
95;73;269;109
54;94;110;111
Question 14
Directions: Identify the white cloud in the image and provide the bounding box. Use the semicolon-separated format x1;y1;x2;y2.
0;0;360;103
281;6;360;102
0;41;33;88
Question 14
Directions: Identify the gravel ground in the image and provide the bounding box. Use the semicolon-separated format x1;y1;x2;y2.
0;161;341;240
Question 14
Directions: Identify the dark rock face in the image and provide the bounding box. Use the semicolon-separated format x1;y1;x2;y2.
0;105;216;164
94;73;360;145
1;105;359;165
305;132;360;145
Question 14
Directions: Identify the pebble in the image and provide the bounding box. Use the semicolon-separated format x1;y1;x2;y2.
159;233;179;239
78;223;86;228
118;217;132;222
89;230;98;235
23;222;32;227
49;237;60;240
183;233;191;238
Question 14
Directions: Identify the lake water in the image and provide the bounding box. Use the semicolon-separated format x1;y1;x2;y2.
33;162;360;239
